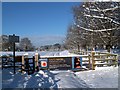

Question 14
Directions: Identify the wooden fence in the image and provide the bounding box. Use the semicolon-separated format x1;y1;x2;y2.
93;52;118;69
1;51;118;74
81;52;118;70
1;53;39;74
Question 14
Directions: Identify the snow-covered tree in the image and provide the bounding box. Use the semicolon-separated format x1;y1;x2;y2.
19;37;34;51
65;24;84;52
0;35;13;51
73;2;120;52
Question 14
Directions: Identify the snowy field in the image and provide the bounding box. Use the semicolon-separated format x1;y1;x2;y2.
75;66;119;88
0;50;71;57
2;66;118;89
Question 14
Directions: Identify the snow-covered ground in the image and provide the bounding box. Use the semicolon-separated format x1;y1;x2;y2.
0;50;71;57
2;69;88;88
2;66;118;89
75;66;118;88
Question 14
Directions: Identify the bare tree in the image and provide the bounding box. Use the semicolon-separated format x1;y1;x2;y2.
19;37;34;51
0;35;13;51
73;2;120;52
65;24;84;52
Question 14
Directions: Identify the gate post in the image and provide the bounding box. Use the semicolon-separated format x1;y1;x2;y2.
35;53;39;71
22;55;25;73
88;54;91;70
114;54;118;67
80;57;82;67
91;51;95;70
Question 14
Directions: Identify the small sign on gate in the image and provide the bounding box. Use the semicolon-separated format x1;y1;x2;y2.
40;59;48;69
41;61;47;67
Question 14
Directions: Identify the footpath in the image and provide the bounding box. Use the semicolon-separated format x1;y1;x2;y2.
50;70;89;88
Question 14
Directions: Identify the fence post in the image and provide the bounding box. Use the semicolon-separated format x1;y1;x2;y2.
35;53;39;71
22;55;25;74
80;57;82;67
88;54;91;70
33;56;35;72
114;55;118;67
91;51;95;70
23;54;28;73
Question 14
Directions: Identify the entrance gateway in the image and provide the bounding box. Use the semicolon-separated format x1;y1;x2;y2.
40;56;82;70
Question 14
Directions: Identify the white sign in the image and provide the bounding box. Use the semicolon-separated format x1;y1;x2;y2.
41;61;47;67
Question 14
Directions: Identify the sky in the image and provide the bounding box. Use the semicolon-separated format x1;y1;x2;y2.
2;2;81;47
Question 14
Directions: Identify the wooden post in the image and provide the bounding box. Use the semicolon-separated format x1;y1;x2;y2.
114;55;118;67
24;54;28;73
32;56;35;73
35;53;39;71
91;51;95;70
22;55;25;73
35;53;38;66
88;54;91;70
106;53;109;64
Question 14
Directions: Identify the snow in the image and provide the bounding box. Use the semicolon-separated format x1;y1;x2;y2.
79;25;119;32
75;66;118;88
84;14;120;26
0;50;70;57
2;66;118;88
2;69;59;88
0;51;88;59
89;6;119;12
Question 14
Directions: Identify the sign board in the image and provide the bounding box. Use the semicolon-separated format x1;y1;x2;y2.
48;57;72;70
9;35;19;43
40;59;48;69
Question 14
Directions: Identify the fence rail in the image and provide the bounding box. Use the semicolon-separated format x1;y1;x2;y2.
81;52;118;70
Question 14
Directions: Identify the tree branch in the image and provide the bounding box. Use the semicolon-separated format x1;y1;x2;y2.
77;25;120;32
88;6;119;12
84;14;120;25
